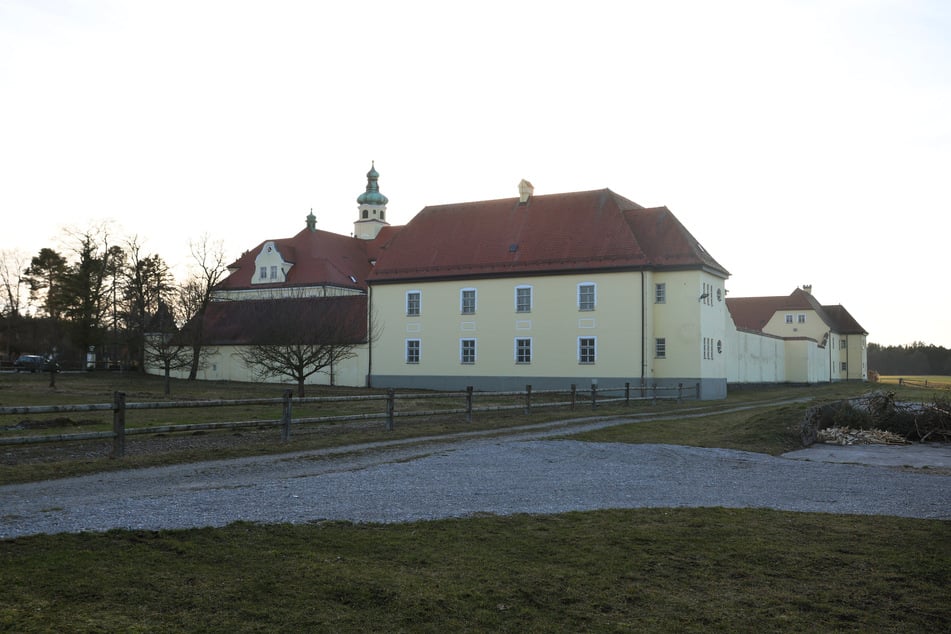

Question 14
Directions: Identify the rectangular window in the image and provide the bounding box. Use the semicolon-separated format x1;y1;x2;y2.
270;265;278;280
840;338;847;348
579;337;596;364
460;338;476;364
259;267;268;280
655;283;666;304
461;289;476;314
405;339;420;364
841;361;848;372
655;338;666;359
515;286;532;313
578;284;595;311
797;314;806;324
515;337;532;364
406;291;421;316
785;314;794;324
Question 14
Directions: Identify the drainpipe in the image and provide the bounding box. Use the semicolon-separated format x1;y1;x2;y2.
367;286;373;388
640;271;645;383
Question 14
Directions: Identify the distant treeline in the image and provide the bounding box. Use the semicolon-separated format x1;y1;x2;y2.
868;342;951;376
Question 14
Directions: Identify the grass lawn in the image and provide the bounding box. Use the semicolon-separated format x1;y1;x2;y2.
1;509;948;632
878;375;951;389
2;375;948;631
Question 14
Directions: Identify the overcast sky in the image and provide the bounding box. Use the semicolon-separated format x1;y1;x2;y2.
2;0;949;347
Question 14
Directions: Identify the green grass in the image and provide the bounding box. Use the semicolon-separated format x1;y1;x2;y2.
1;509;948;632
566;401;810;455
878;375;951;389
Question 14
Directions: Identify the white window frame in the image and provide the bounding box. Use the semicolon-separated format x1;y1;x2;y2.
655;283;666;304
797;314;806;324
460;288;477;315
515;285;533;313
578;336;596;364
460;338;476;364
655;338;667;359
578;283;596;311
406;290;421;316
405;339;421;364
515;337;532;364
785;314;794;324
270;265;278;280
259;266;268;280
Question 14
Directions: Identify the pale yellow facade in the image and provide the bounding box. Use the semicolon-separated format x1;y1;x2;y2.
760;308;867;382
370;269;729;398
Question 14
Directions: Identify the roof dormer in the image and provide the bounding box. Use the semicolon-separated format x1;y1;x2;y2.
252;241;293;284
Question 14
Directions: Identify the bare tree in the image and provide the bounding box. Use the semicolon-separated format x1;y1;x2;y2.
233;296;368;397
0;249;28;360
184;235;228;380
121;236;175;371
143;294;194;396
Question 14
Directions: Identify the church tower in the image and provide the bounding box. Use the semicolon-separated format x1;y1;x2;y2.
354;162;390;240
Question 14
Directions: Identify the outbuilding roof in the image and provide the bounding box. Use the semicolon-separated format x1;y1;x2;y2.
199;296;368;345
726;288;867;335
368;189;729;282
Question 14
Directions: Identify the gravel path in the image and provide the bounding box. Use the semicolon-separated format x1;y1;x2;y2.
2;413;949;538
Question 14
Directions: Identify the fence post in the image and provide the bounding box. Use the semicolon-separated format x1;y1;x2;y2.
386;389;395;431
625;382;631;406
696;382;701;400
652;383;658;406
590;383;598;410
466;386;473;423
111;391;126;459
640;379;646;399
678;383;683;403
524;385;532;415
281;389;293;442
570;384;577;409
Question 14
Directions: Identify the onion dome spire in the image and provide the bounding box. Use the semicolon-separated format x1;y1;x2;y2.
356;161;389;205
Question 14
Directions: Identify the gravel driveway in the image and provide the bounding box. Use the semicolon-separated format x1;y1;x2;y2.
2;415;948;539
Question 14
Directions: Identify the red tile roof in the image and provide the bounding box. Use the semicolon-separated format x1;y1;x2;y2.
726;288;867;335
218;227;397;292
368;189;729;282
822;304;868;335
200;296;368;345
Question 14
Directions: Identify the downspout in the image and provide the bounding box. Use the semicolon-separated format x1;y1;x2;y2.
640;271;645;384
367;285;373;388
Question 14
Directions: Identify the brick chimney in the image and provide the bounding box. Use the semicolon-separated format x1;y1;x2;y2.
517;179;534;204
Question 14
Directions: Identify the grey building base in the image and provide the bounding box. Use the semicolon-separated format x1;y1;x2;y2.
369;375;727;401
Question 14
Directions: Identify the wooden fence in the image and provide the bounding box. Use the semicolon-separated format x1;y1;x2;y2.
0;382;699;458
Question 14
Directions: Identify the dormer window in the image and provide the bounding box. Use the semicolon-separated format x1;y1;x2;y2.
252;241;292;285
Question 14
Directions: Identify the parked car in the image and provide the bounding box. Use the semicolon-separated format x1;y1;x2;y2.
13;354;60;373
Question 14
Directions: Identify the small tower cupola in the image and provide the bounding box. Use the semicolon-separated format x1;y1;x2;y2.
354;161;390;240
306;208;317;232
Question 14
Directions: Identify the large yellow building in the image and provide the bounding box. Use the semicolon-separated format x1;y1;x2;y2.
157;166;866;398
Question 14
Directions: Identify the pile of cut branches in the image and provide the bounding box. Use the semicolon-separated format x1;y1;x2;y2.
801;391;951;446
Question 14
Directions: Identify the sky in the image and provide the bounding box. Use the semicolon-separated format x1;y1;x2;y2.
1;0;949;348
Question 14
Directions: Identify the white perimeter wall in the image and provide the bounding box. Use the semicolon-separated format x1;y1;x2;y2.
726;327;786;383
147;345;370;387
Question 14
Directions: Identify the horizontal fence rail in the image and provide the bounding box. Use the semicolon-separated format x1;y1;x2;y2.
0;382;699;458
